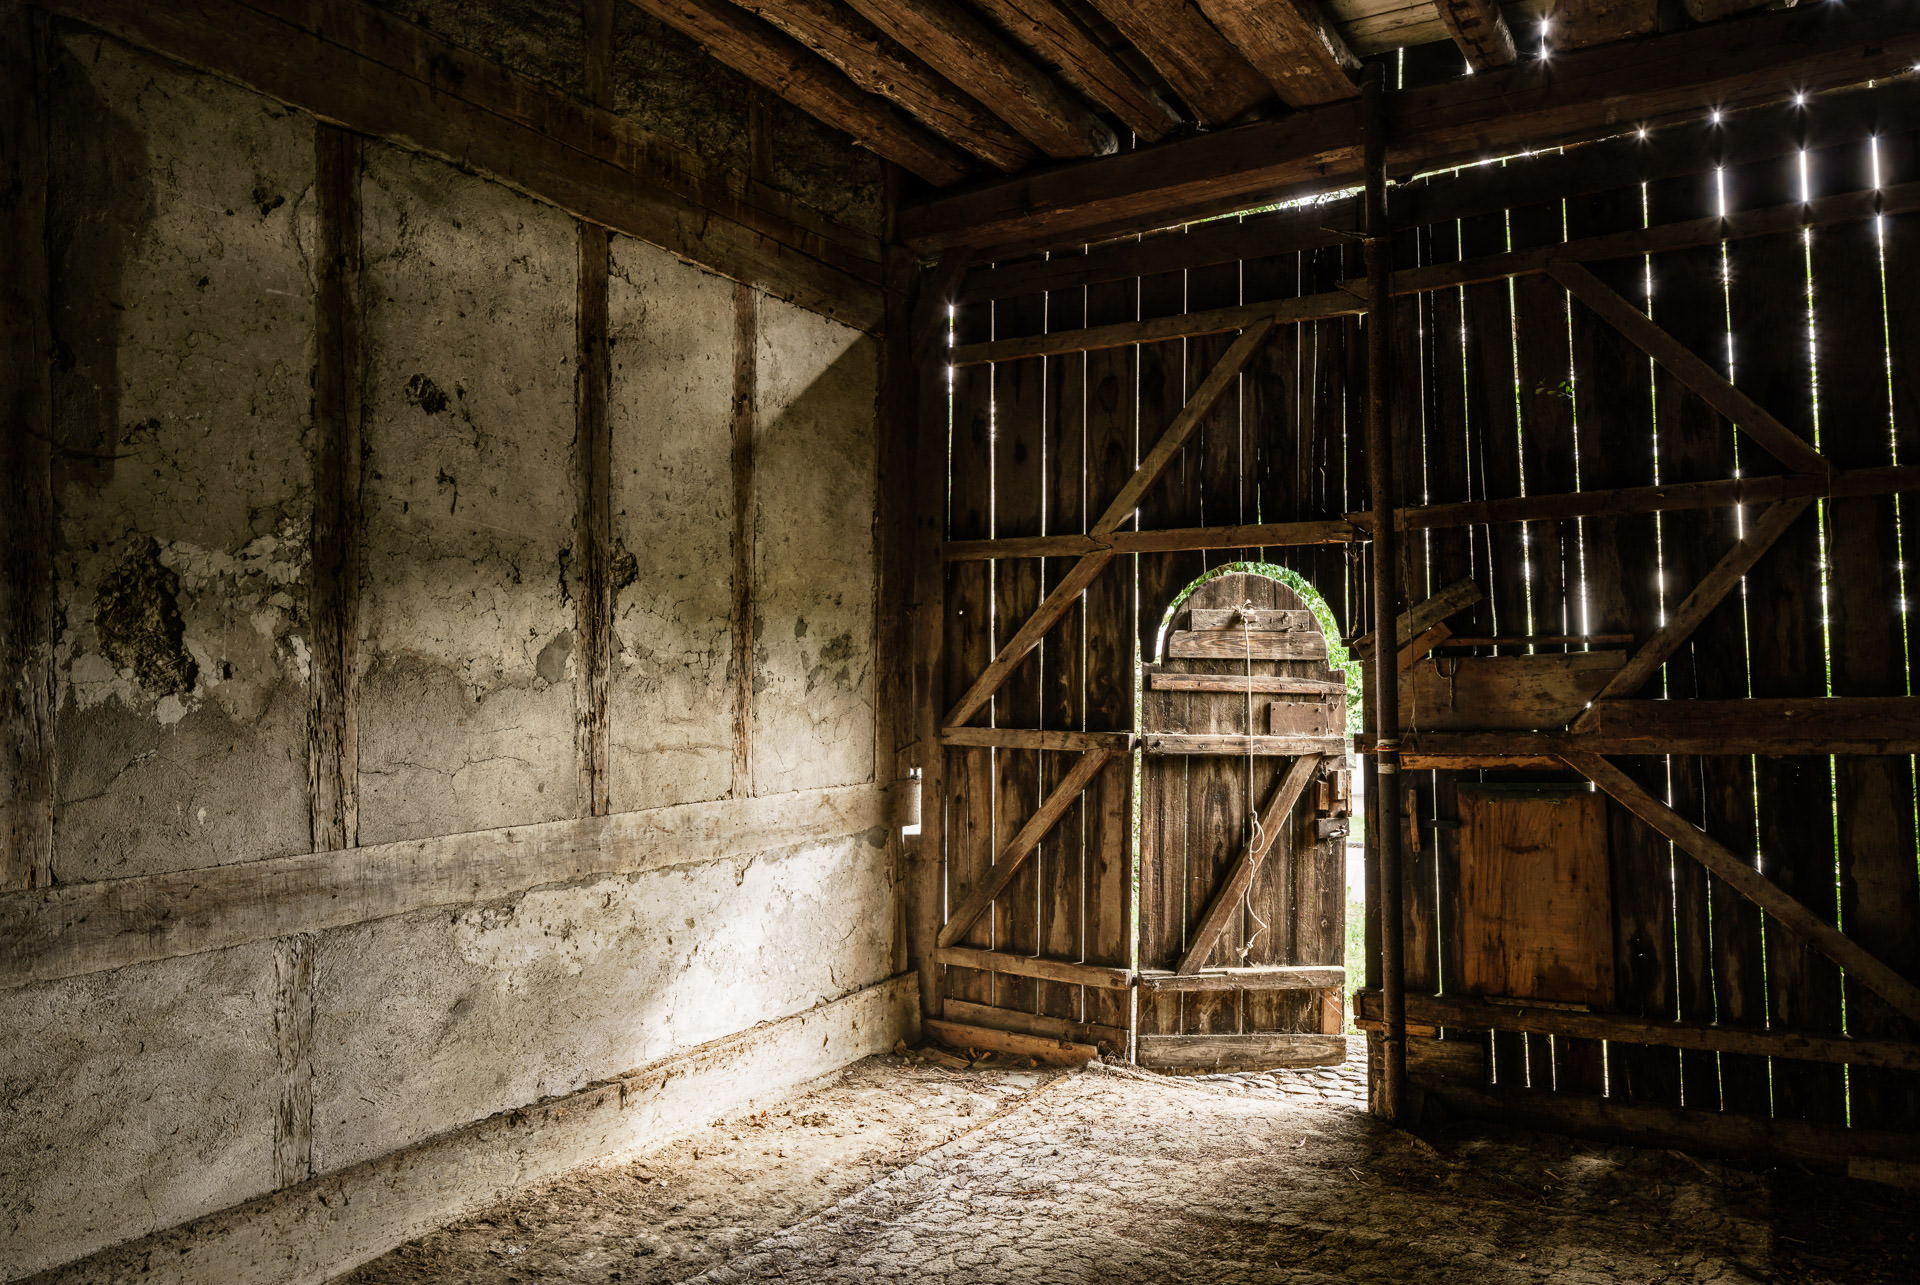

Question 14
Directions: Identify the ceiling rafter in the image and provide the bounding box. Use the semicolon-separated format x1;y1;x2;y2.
968;0;1179;140
1193;0;1358;108
1433;0;1517;71
1079;0;1272;126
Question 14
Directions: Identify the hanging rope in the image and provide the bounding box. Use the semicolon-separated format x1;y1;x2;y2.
1240;600;1270;964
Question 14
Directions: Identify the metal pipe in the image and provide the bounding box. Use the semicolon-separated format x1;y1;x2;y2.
1361;62;1406;1124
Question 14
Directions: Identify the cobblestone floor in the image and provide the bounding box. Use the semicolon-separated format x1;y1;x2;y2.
344;1038;1917;1285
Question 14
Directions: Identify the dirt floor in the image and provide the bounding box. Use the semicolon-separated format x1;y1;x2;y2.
340;1039;1919;1284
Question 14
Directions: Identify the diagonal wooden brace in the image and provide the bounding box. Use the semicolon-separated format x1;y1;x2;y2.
1572;497;1810;724
1176;753;1325;974
1564;750;1920;1023
1550;260;1831;477
937;746;1117;949
944;318;1277;728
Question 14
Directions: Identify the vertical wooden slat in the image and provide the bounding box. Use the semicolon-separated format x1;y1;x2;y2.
271;933;317;1188
0;4;54;892
576;226;613;817
729;283;758;801
1725;142;1847;1127
991;286;1047;1016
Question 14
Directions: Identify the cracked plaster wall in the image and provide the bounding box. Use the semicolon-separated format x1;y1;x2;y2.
355;142;580;845
8;24;893;1283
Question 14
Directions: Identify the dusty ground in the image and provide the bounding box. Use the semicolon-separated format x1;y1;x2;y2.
341;1041;1918;1284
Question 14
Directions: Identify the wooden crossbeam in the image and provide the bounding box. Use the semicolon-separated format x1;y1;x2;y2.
938;726;1132;752
1080;0;1271;127
944;320;1276;727
943;517;1356;560
1575;498;1809;716
1550;261;1830;476
1434;0;1516;70
936;747;1117;948
1563;751;1920;1024
1193;0;1358;108
1176;754;1324;974
1140;964;1344;992
934;945;1132;990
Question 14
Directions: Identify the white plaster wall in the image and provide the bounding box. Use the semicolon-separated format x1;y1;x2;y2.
606;237;736;812
47;28;315;882
355;143;580;845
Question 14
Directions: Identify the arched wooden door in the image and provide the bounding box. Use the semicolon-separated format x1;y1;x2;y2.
1137;572;1353;1071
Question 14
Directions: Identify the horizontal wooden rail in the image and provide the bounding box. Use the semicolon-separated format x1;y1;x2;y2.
938;727;1133;752
944;518;1357;561
0;782;895;990
1140;965;1344;992
1400;698;1920;759
933;946;1132;990
1143;733;1348;757
1353;989;1920;1073
949;179;1920;366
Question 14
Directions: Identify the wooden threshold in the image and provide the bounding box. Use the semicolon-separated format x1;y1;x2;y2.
1135;1033;1350;1072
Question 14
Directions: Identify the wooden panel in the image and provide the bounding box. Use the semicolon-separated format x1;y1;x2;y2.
1188;607;1317;631
1401;652;1624;731
1456;786;1615;1007
1267;699;1343;736
1139;965;1344;992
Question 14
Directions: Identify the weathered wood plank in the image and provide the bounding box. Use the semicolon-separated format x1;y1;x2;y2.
1402;652;1624;731
1135;1033;1349;1070
1139;965;1344;992
936;747;1116;948
1166;630;1329;661
1433;0;1515;70
939;997;1128;1052
1142;733;1347;756
271;934;317;1188
1550;0;1657;52
1192;0;1357;108
1176;754;1325;973
1149;672;1346;695
0;783;896;990
922;1018;1097;1064
943;517;1356;560
576;225;613;817
1565;752;1920;1023
1187;607;1316;631
938;726;1132;752
1080;0;1271;126
933;945;1132;990
966;0;1177;141
729;283;758;797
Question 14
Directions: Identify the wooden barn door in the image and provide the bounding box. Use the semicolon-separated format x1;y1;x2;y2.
1137;572;1352;1072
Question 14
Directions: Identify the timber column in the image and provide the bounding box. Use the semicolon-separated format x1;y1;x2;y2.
1361;63;1407;1123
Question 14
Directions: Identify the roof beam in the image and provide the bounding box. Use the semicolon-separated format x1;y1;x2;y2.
839;0;1118;159
1433;0;1517;71
1079;0;1273;125
1192;0;1358;107
625;0;972;185
898;1;1920;253
1548;0;1658;52
969;0;1179;140
724;0;1038;170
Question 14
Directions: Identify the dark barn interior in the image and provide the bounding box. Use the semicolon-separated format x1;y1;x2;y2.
5;1;1920;1281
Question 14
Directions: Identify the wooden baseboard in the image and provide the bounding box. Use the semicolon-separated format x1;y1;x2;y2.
938;998;1128;1053
22;973;918;1285
1136;1033;1349;1072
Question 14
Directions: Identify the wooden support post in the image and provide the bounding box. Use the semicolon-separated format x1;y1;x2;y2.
1176;754;1325;973
943;318;1277;727
730;283;758;798
575;224;613;818
1361;64;1406;1124
937;747;1116;948
0;3;53;893
1564;751;1920;1023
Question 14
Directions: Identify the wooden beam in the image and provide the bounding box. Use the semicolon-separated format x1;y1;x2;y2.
1403;699;1920;758
1355;577;1481;655
968;0;1178;141
898;2;1920;253
937;747;1117;947
1388;464;1920;533
576;227;614;818
1549;261;1829;476
933;945;1133;990
1576;499;1810;712
838;0;1117;159
625;0;974;184
1549;0;1658;53
1140;965;1344;992
938;726;1132;752
943;320;1277;727
1352;989;1920;1073
1135;1032;1349;1070
1396;623;1451;673
1148;673;1345;695
1080;0;1272;126
57;0;885;329
940;997;1128;1050
952;287;1356;365
727;0;1040;169
1166;629;1328;661
1141;733;1347;756
1192;0;1358;107
1433;0;1516;71
0;782;896;990
944;517;1357;560
1177;755;1325;973
1564;751;1920;1024
922;1018;1097;1064
1;9;57;891
729;284;758;798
